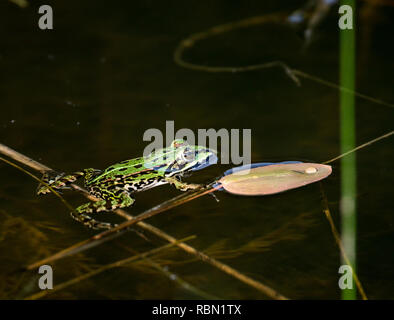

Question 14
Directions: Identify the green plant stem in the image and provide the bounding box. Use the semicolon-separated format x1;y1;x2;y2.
340;0;357;300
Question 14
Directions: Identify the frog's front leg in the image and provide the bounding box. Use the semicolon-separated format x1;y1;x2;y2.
164;176;203;191
71;191;135;230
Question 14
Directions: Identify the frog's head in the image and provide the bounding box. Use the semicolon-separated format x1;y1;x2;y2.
144;139;217;175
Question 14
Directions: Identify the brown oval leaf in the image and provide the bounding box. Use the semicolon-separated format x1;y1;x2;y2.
218;162;332;196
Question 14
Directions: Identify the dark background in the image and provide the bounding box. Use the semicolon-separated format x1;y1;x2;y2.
0;0;393;299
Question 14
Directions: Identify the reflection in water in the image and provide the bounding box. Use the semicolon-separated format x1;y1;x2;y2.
0;211;96;299
203;211;317;260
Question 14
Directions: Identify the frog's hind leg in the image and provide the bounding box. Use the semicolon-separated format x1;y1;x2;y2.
70;191;135;230
37;168;100;195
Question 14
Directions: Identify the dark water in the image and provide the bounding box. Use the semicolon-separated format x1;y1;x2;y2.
0;0;393;299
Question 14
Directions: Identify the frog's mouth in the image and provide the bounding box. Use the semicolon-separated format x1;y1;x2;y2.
190;152;218;171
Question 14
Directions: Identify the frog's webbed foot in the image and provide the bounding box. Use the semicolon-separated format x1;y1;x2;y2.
37;170;85;195
37;170;65;195
165;176;204;192
71;192;135;230
71;201;114;230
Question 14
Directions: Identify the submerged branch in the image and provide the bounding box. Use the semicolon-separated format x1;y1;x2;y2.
174;12;394;109
25;236;196;300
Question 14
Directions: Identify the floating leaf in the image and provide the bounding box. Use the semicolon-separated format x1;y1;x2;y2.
218;162;332;196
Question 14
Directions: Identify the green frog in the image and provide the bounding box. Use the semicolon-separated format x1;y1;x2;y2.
37;139;217;230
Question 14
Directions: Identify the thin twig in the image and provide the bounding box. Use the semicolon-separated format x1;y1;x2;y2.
293;70;394;109
0;144;51;172
323;130;394;164
319;184;368;300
